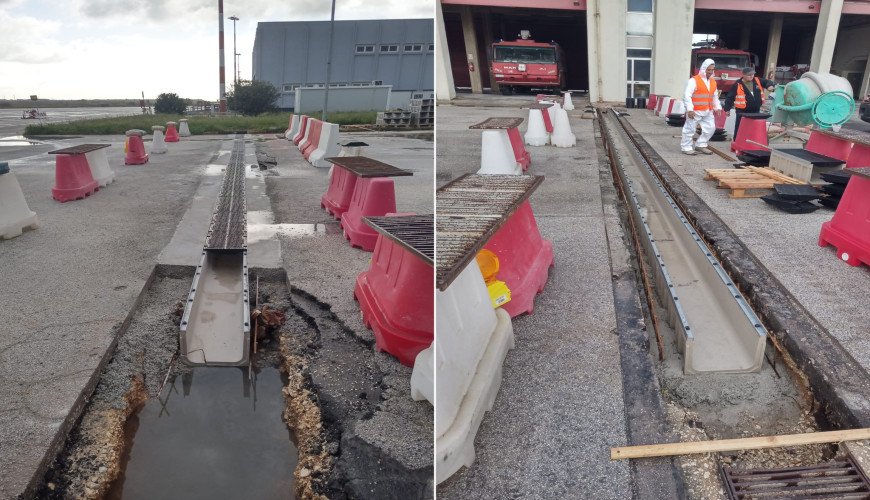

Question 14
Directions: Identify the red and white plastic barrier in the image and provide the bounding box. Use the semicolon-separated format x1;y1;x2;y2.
0;163;39;239
309;122;341;168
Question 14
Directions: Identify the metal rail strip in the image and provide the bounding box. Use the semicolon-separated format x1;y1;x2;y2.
602;110;767;374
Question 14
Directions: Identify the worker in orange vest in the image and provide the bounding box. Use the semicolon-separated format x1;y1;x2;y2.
681;58;723;155
723;67;776;140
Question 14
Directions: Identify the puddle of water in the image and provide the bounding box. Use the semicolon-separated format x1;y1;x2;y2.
204;164;226;176
248;223;335;244
0;135;44;146
107;366;296;499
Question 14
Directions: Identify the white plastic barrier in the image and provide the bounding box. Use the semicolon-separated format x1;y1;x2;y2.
670;100;686;116
84;148;116;187
410;343;434;405
151;125;167;154
291;117;309;144
309;122;341;168
477;130;521;175
0;164;39;240
524;109;549;146
551;108;576;148
297;119;314;151
178;118;191;137
286;115;301;140
546;101;561;125
563;91;575;111
436;264;515;483
657;97;672;117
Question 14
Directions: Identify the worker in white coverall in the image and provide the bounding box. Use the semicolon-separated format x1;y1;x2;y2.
681;58;723;155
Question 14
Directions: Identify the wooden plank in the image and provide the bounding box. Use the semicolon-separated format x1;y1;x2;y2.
611;428;870;460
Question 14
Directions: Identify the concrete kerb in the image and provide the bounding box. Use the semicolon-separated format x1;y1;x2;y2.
616;113;870;429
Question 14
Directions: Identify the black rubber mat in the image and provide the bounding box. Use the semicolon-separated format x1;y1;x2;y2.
774;148;845;167
761;194;820;213
774;183;821;201
821;183;848;197
819;169;852;185
819;196;841;209
740;112;772;119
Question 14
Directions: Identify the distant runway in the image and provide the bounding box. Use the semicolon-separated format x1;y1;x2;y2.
0;107;140;138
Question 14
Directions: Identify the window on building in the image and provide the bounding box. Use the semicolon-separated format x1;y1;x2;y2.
404;44;423;53
282;84;299;92
428;43;435;52
355;44;375;54
627;0;653;12
380;44;399;53
307;83;324;88
352;82;370;86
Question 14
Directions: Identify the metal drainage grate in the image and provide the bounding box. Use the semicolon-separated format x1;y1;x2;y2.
436;173;544;291
205;138;247;250
323;156;413;178
47;144;111;155
468;117;524;130
363;214;434;266
721;456;870;500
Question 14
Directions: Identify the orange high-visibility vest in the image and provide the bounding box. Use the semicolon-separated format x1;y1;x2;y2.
691;75;717;111
734;77;763;109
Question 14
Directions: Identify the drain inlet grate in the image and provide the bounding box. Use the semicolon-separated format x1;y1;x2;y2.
323;156;413;178
722;456;870;499
205;137;247;250
469;117;524;130
436;173;544;291
47;144;111;155
363;214;434;266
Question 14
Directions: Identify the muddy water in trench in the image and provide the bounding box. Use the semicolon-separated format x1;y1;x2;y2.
107;366;296;499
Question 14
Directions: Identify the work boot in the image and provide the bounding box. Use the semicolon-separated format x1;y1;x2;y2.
695;146;713;155
682;149;697;155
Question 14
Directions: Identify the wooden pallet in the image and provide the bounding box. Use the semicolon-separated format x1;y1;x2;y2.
704;165;807;198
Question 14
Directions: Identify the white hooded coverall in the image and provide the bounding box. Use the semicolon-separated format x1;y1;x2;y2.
681;58;722;152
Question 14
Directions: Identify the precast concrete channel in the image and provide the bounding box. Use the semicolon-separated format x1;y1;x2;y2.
597;108;855;498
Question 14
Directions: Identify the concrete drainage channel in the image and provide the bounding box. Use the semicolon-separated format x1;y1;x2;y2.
597;109;863;498
34;135;432;499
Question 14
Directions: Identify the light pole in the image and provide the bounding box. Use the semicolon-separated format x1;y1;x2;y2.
229;16;239;85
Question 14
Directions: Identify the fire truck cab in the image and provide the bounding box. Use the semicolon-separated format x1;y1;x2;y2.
491;30;566;95
691;41;758;95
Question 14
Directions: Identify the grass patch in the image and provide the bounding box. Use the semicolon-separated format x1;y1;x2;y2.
23;111;378;136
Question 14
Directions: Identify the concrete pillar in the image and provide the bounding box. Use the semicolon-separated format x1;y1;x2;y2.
482;11;499;94
861;49;870;98
460;6;483;94
436;1;456;101
809;0;844;74
765;14;783;80
740;23;751;50
586;0;626;102
651;0;695;100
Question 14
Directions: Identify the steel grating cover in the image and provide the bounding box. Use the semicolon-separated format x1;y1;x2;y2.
722;456;870;500
469;117;525;130
436;173;544;291
47;144;111;155
363;214;434;266
323;156;413;178
205;137;247;250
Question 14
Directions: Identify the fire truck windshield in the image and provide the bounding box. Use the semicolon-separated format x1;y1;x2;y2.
494;46;556;64
699;54;749;70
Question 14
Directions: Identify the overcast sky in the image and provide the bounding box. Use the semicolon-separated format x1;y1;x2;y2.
0;0;433;101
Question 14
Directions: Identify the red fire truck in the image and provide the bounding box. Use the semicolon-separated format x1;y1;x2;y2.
691;41;758;95
491;31;566;95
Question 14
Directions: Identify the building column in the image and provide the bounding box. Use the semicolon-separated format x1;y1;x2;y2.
436;1;456;101
586;0;626;102
460;6;483;94
739;23;751;50
809;0;844;74
482;10;499;94
651;0;695;100
764;14;783;80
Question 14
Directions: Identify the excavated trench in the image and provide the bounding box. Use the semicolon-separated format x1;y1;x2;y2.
597;110;843;499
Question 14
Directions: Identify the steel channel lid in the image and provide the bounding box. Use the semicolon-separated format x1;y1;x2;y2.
436;173;544;291
721;456;870;500
362;214;434;266
849;166;870;181
469;117;524;130
525;102;555;110
205;140;247;251
323;156;413;178
814;127;870;148
47;144;111;155
774;148;845;167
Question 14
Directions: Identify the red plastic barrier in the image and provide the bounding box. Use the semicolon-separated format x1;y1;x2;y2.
845;143;870;170
655;97;666;116
301;120;322;159
506;128;531;171
320;166;358;220
666;99;677;115
52;154;99;202
125;135;149;165
354;230;433;367
542;108;554;133
165;123;179;142
806;131;852;161
294;116;310;146
731;117;768;153
819;170;870;268
483;200;554;317
714;109;727;129
647;95;658;111
340;177;396;251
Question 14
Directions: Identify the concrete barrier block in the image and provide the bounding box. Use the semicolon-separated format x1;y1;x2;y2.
310;122;341;168
0;164;38;239
178;118;191;137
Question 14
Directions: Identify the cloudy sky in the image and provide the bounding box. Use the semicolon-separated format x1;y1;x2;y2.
0;0;433;101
